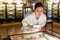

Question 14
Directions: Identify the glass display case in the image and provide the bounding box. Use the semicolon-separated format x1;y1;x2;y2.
0;4;6;19
16;4;23;18
24;6;33;17
58;2;60;19
7;4;15;19
52;3;58;19
46;4;53;34
47;4;52;22
9;32;60;40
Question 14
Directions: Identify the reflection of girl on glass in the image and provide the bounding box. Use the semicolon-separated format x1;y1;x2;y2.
21;2;46;33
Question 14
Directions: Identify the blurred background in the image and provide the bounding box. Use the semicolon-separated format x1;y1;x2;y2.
0;0;60;40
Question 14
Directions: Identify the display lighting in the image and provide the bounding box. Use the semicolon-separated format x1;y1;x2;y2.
53;0;59;3
5;0;13;4
48;0;53;4
15;0;22;4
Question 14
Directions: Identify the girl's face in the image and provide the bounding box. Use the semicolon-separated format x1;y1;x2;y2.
35;7;43;15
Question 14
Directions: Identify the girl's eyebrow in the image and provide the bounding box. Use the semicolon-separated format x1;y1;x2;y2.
37;10;42;12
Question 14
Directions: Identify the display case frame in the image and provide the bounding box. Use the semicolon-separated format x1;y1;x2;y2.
9;31;60;40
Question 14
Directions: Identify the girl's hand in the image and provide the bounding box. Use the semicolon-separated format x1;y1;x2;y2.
27;25;33;30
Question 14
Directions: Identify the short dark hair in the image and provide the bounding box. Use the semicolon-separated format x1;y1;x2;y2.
35;2;44;9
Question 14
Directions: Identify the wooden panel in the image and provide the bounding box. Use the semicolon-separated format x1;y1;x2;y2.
0;27;8;38
0;22;22;38
53;22;60;27
0;22;22;27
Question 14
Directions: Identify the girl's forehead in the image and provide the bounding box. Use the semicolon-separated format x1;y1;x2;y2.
36;7;43;11
36;7;43;10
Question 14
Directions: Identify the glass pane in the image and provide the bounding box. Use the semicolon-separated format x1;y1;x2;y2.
52;3;58;18
0;4;6;19
9;32;60;40
16;5;23;18
7;4;15;19
59;3;60;19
